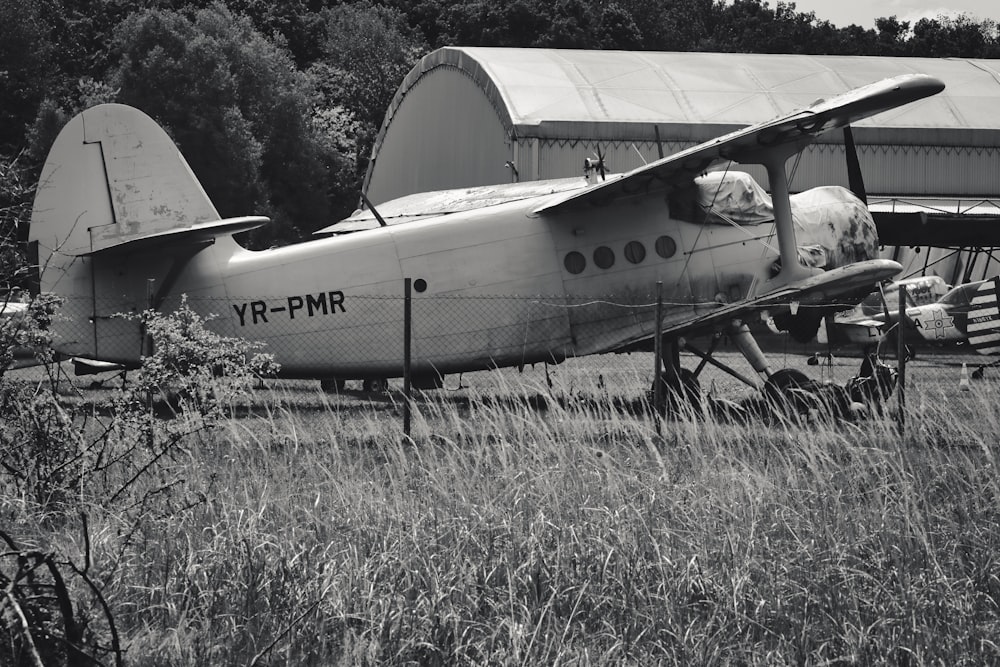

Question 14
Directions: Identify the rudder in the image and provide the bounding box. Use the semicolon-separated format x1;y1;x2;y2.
967;277;1000;355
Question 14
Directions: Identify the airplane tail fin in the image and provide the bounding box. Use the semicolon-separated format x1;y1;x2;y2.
967;277;1000;355
27;104;267;362
29;104;266;273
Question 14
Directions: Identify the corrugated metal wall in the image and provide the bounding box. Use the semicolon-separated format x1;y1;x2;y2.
516;138;1000;198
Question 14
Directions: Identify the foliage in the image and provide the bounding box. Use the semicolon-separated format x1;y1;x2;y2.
107;4;331;242
308;2;427;192
0;0;57;152
129;294;279;418
0;293;279;664
0;528;121;667
0;298;277;512
0;152;33;291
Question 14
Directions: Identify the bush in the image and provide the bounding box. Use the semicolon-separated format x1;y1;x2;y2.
0;295;279;664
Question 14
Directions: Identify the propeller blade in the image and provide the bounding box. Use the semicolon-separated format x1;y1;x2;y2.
843;125;867;205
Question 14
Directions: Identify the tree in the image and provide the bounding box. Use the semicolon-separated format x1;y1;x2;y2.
108;3;336;242
595;3;643;50
310;1;427;199
907;14;997;58
0;0;57;152
874;16;911;56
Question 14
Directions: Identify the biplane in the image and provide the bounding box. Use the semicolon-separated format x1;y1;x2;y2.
27;74;945;406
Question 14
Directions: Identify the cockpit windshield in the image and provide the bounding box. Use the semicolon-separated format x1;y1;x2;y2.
937;281;985;307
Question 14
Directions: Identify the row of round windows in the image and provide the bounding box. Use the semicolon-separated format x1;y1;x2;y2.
564;235;677;275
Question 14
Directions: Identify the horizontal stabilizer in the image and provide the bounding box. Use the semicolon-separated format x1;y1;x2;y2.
81;216;269;257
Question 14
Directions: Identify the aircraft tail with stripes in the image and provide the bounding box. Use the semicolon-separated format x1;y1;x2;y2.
967;277;1000;355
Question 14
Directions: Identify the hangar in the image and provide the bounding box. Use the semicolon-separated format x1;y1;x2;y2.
362;47;1000;284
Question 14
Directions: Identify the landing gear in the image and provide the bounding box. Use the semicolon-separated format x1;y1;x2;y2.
971;359;1000;380
362;377;389;393
652;320;892;423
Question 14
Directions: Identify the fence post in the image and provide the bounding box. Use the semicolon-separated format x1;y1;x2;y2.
896;283;906;438
653;281;664;435
403;278;412;439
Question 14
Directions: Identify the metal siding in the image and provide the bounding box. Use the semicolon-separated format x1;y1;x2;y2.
786;143;1000;196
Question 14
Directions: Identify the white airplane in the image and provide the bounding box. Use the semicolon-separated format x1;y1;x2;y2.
816;274;1000;359
27;74;944;405
815;275;949;346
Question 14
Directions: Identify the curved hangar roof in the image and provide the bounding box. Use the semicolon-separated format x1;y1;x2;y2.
364;47;1000;205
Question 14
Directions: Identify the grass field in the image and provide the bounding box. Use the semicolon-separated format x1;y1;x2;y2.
4;348;1000;665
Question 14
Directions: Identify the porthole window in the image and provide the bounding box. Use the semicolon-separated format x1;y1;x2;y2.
624;241;646;264
593;246;615;269
655;235;677;259
564;251;586;274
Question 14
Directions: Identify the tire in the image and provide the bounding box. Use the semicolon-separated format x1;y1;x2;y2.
652;367;701;415
363;378;388;393
763;368;818;414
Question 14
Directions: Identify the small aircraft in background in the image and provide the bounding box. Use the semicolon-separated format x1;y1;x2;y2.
26;74;946;411
815;275;948;346
814;274;1000;376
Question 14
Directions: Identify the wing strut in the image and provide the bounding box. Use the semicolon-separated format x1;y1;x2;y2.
763;150;819;288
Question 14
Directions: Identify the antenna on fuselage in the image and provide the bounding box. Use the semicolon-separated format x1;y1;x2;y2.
359;192;388;228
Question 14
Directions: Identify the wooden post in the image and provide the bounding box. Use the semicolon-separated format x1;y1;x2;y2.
653;281;664;435
896;284;907;438
403;278;412;439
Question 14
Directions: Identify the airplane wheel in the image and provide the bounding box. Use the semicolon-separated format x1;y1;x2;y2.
764;368;819;414
320;377;346;393
652;368;701;415
363;378;389;393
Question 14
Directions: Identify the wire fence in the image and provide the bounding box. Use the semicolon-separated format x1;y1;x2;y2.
43;287;871;380
25;281;915;436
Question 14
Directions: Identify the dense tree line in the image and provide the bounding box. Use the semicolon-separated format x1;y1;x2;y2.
1;0;998;254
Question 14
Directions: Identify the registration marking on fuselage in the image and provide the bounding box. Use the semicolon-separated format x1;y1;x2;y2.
232;290;346;326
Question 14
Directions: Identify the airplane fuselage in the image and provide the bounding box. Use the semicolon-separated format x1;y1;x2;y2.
35;90;936;382
179;193;774;377
65;189;786;378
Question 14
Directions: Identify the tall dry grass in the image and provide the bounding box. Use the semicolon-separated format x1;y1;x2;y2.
5;365;1000;665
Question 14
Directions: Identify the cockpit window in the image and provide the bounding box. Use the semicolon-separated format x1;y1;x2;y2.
938;282;983;307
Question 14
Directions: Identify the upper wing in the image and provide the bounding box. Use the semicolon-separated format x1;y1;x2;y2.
534;74;945;216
